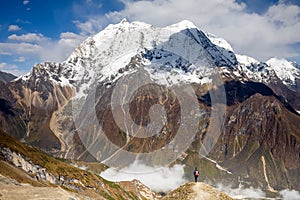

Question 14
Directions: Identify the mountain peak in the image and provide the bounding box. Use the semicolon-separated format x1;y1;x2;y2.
267;57;292;67
166;20;198;31
104;19;152;31
266;57;300;88
120;18;128;24
175;20;197;28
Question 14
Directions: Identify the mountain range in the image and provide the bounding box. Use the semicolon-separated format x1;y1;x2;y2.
0;19;299;198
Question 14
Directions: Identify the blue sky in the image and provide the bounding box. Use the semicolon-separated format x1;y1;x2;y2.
0;0;300;76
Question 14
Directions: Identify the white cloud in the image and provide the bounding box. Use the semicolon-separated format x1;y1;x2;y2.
1;30;86;65
0;63;17;70
58;32;85;49
0;32;84;75
0;42;43;55
106;0;300;62
14;56;26;62
0;62;26;76
73;19;103;35
279;189;300;200
60;32;82;39
216;183;300;199
8;25;21;31
266;4;300;26
100;160;187;192
16;18;31;24
38;32;86;62
8;33;46;43
0;50;12;56
215;183;266;199
23;0;29;5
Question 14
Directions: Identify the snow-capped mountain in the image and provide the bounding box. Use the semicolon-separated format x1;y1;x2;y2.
18;19;300;98
205;33;300;92
267;57;300;91
1;19;300;195
21;19;238;87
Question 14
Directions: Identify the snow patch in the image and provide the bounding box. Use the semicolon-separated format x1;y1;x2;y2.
203;156;232;175
236;54;259;66
205;32;234;52
71;163;88;171
165;20;198;32
99;51;137;82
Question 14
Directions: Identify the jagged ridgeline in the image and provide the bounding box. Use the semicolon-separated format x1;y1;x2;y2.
0;19;299;197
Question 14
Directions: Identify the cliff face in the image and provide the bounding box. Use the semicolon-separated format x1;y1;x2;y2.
221;93;299;190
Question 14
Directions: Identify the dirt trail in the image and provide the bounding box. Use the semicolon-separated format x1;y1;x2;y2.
0;175;94;200
161;182;233;200
191;182;233;200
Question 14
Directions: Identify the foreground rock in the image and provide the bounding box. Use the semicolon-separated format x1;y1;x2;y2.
162;182;233;200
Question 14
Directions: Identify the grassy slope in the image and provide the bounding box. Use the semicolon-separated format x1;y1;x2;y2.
0;129;141;200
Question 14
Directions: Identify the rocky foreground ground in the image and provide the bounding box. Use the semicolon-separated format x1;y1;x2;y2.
0;175;92;200
162;182;233;200
0;174;232;200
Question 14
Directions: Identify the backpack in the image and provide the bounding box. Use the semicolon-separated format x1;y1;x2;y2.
195;170;199;176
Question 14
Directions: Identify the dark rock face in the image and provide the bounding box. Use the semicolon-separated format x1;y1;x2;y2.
0;82;26;140
220;94;300;190
0;71;16;83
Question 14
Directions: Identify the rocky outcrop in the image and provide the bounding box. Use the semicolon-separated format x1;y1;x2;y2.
119;179;162;200
0;146;79;186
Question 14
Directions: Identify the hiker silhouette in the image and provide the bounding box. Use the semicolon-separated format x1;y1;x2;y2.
194;167;199;182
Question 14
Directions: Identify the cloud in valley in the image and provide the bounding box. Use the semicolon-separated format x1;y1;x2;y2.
216;183;300;199
279;189;300;200
100;160;187;192
215;183;266;199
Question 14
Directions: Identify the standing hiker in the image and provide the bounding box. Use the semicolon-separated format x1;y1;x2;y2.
194;167;199;182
